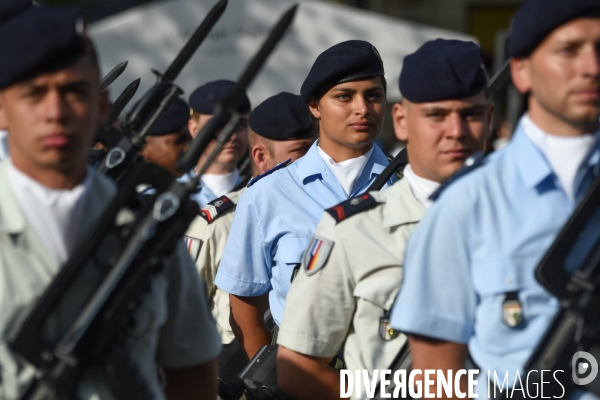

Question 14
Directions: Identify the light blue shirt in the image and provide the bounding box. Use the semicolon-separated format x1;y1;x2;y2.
215;141;395;325
390;119;600;398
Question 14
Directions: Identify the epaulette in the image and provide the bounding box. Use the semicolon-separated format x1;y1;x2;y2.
247;158;292;188
199;195;235;224
325;193;377;223
429;151;486;201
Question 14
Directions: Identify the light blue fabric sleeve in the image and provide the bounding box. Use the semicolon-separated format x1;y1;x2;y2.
215;190;272;296
390;199;476;344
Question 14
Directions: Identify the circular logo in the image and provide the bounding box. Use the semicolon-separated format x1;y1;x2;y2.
572;351;598;385
350;198;363;206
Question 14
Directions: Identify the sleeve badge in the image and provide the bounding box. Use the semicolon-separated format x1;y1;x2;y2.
184;236;202;262
303;237;333;276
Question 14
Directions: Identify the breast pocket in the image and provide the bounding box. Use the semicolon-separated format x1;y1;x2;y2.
353;266;403;341
471;255;558;353
274;237;311;289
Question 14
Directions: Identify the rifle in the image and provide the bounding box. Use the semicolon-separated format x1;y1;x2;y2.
8;5;297;400
96;0;228;183
369;58;512;192
515;170;600;398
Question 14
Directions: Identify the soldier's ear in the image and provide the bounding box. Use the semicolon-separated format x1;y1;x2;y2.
392;101;408;142
308;98;321;120
510;58;532;94
251;142;270;174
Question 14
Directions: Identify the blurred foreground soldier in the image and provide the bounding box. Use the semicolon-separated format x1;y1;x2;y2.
276;39;492;400
187;80;251;206
0;6;221;399
184;92;316;344
391;0;600;398
140;97;191;178
216;40;396;359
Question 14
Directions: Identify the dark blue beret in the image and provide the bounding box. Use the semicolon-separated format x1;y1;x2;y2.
508;0;600;58
189;79;251;115
0;0;34;26
400;39;487;103
300;40;385;104
0;6;89;90
249;92;314;141
145;97;190;136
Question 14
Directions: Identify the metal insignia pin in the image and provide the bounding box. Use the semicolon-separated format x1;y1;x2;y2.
502;291;524;328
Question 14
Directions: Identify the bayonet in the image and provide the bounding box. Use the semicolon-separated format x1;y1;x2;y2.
99;61;128;92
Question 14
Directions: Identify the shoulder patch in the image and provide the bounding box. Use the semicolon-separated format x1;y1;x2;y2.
184;236;202;261
199;195;235;224
325;193;377;223
247;158;292;188
303;236;333;276
429;151;486;201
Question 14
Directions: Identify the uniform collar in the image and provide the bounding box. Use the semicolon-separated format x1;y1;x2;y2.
0;159;116;236
513;117;600;190
381;179;426;229
296;141;388;188
512;120;555;189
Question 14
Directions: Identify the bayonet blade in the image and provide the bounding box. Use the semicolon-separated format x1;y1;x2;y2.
99;61;128;92
163;0;228;82
106;78;141;126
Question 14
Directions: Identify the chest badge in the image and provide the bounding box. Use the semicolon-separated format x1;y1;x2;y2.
502;291;524;328
303;237;333;276
379;311;400;341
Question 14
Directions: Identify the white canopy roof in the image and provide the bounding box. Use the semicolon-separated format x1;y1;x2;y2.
90;0;476;108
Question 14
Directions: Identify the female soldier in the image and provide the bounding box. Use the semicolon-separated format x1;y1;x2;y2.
215;40;396;359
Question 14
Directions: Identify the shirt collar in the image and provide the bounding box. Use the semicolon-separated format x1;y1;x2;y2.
296;141;389;188
381;179;427;229
512;119;556;189
514;116;600;189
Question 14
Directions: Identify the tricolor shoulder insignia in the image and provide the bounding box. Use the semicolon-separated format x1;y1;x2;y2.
199;195;235;224
247;158;292;188
325;193;377;223
184;236;202;262
303;236;333;276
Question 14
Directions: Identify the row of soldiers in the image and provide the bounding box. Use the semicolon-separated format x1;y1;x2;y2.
0;0;599;399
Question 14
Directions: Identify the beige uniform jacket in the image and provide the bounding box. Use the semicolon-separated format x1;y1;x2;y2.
277;179;425;398
184;187;245;344
0;161;221;400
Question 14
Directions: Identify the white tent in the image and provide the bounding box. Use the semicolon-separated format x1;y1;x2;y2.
90;0;476;108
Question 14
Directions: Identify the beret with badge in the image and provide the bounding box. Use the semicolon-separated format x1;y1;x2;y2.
300;40;385;104
507;0;600;58
249;92;314;141
400;39;487;103
142;97;190;136
189;79;251;116
0;6;93;90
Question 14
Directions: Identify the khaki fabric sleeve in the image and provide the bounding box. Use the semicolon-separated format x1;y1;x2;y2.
277;213;355;358
157;241;221;368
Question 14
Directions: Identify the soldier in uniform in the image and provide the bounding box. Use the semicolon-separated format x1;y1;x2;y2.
140;97;191;178
215;40;397;359
184;92;316;344
186;80;251;206
276;39;493;400
390;0;600;397
0;6;221;399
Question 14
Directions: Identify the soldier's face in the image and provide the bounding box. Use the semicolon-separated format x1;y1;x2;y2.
394;93;492;183
512;18;600;133
0;55;107;178
197;114;249;170
142;131;190;177
268;136;317;168
309;77;385;156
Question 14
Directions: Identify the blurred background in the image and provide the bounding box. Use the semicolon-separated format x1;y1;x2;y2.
49;0;524;153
